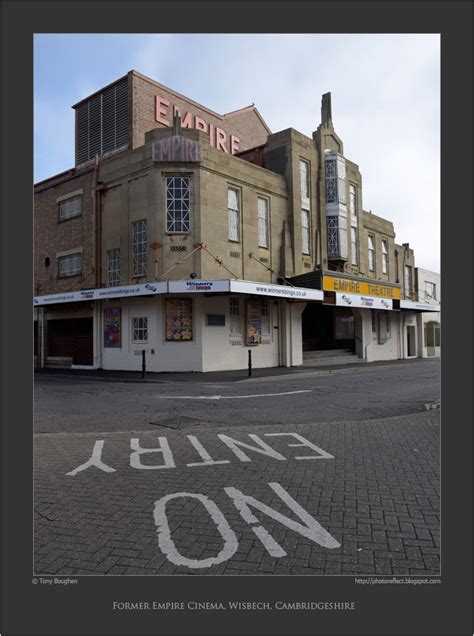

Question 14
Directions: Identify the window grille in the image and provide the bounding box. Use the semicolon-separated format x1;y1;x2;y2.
132;220;148;277
301;209;310;254
327;217;339;256
382;239;388;274
166;177;190;233
368;235;375;272
228;188;240;241
106;248;120;287
325;159;337;203
132;317;148;342
58;253;82;278
257;197;269;248
59;195;82;222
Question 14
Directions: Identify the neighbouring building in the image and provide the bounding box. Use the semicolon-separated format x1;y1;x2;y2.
33;70;440;372
414;267;441;358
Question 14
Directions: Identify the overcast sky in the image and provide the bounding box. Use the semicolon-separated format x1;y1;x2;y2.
34;34;440;272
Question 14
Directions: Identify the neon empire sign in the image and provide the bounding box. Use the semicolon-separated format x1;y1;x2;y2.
155;95;240;155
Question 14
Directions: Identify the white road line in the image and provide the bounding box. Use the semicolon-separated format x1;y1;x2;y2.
156;390;312;400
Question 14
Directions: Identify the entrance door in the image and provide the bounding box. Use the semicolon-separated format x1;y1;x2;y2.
302;303;355;351
407;325;416;357
73;318;93;365
47;317;93;366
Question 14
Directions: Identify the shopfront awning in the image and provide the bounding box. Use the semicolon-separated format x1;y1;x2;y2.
400;300;441;312
33;279;324;306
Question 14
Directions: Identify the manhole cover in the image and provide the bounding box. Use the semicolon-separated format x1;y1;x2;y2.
149;416;207;430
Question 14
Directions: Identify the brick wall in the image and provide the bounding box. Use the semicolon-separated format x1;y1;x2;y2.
34;169;96;295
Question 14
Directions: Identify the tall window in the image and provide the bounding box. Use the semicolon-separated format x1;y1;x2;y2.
106;248;120;287
300;160;310;204
229;297;242;335
404;265;413;296
132;317;148;343
381;239;388;274
132;220;148;278
368;235;375;272
327;217;339;256
59;195;82;222
325;159;337;203
425;281;436;299
351;227;358;266
301;209;310;254
349;184;356;217
228;188;240;241
166;177;190;233
58;253;81;278
257;197;269;248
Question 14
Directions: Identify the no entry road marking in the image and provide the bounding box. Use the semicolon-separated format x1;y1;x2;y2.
156;390;312;400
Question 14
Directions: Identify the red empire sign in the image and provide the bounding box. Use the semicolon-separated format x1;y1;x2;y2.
155;94;240;155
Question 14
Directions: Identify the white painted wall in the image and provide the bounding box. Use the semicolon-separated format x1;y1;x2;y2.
359;308;401;362
416;312;441;358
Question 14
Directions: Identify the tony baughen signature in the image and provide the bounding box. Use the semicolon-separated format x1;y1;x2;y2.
33;577;78;585
113;601;356;611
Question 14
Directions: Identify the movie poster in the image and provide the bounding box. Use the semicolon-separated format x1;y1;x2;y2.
103;307;121;348
166;299;193;341
246;299;262;345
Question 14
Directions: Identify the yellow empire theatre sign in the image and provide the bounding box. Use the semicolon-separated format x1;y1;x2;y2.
323;275;401;300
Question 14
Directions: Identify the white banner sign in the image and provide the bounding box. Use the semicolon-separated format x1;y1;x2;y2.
230;280;324;301
33;282;167;306
168;280;231;293
400;300;440;312
336;292;393;310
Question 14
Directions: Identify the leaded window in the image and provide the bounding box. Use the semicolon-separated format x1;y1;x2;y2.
166;177;190;233
228;188;240;241
301;209;310;254
368;235;375;272
327;217;339;256
58;253;81;278
132;220;148;278
325;159;337;203
59;195;82;222
106;248;120;287
132;317;148;342
381;239;388;274
257;197;269;248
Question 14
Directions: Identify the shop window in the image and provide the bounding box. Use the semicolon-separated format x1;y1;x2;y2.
229;297;242;335
132;219;148;278
382;239;389;275
371;311;377;334
368;235;375;272
104;308;121;348
58;253;81;278
166;177;190;233
58;195;82;222
228;188;240;242
165;299;193;341
257;197;269;248
106;248;120;287
132;317;148;343
378;311;390;344
425;281;437;300
425;321;440;349
301;209;310;254
261;299;270;336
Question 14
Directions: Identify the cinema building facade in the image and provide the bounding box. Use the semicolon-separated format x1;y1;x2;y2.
33;70;440;372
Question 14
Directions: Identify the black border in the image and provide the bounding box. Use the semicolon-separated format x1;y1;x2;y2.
1;1;472;635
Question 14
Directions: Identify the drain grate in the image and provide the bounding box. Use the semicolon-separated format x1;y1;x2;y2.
149;416;208;430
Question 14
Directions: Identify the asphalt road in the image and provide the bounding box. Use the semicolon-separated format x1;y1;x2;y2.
33;359;440;576
34;359;440;434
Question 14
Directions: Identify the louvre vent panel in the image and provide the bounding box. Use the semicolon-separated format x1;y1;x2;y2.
75;77;129;165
